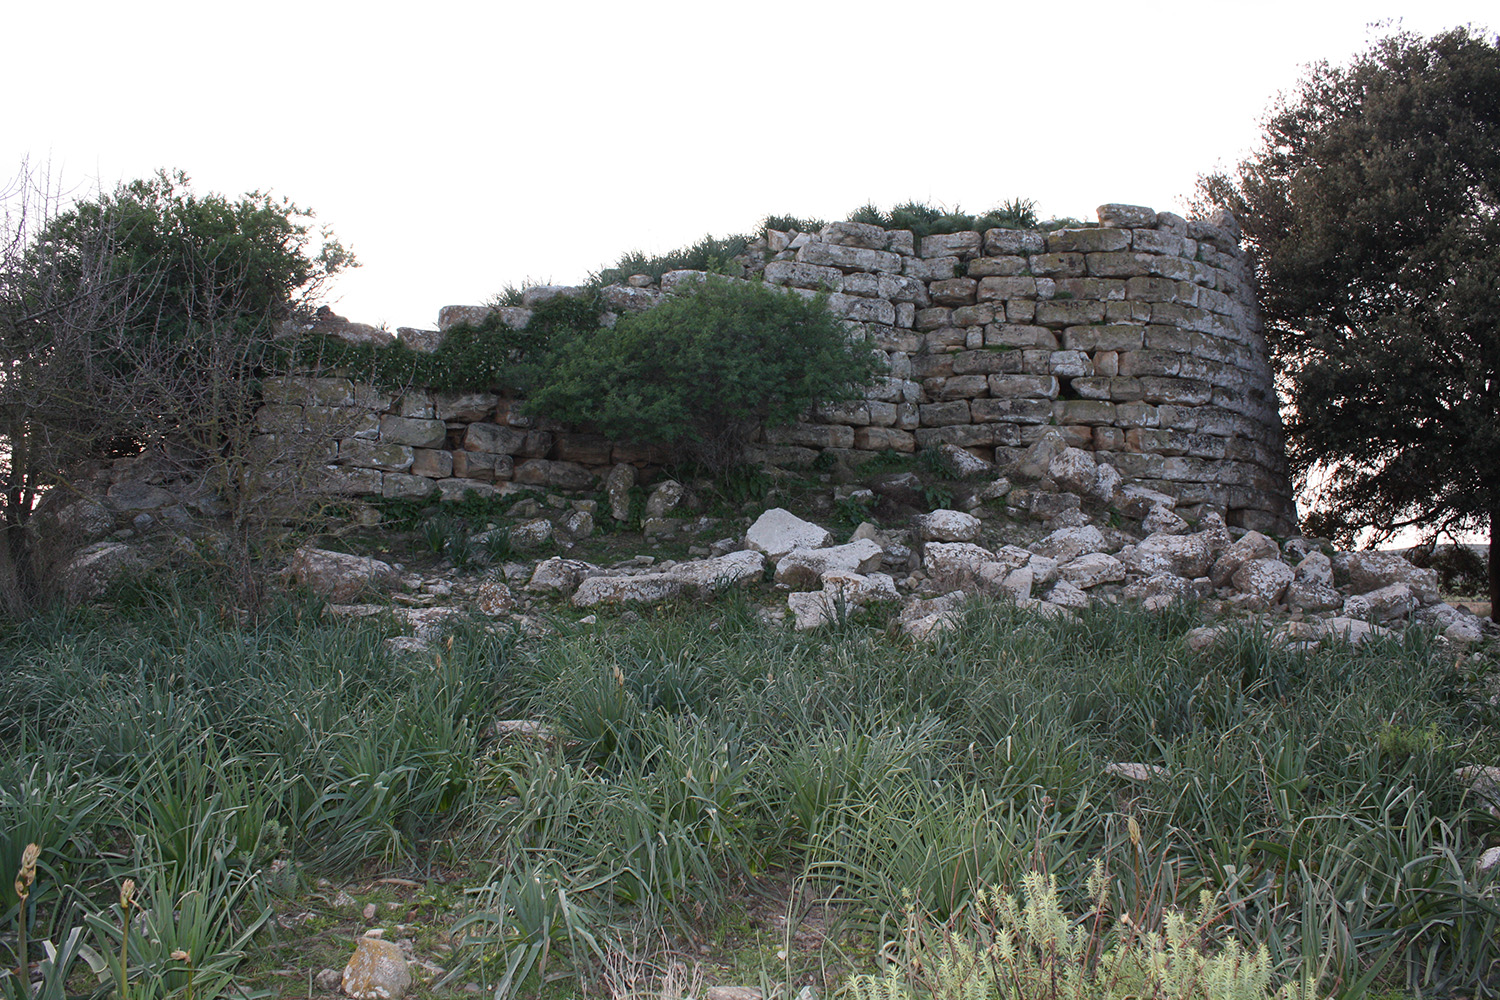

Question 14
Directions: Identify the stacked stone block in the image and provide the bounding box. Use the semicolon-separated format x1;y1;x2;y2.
262;202;1294;533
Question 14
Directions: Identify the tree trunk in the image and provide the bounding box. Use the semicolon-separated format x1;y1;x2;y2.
1491;504;1499;624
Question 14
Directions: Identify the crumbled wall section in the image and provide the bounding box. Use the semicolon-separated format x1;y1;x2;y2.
260;203;1295;534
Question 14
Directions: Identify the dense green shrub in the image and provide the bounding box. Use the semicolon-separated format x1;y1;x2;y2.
845;198;1039;239
527;276;882;468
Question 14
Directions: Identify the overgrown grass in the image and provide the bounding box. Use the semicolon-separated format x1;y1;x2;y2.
2;580;1496;998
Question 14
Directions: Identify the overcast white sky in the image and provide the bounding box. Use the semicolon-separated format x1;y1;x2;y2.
7;1;1494;332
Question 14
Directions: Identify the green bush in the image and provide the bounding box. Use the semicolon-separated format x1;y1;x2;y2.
527;276;882;468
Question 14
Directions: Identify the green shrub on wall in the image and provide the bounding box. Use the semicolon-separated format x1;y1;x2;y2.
528;276;883;469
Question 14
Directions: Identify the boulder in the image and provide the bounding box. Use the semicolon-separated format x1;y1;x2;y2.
526;557;597;594
775;539;884;590
898;593;967;641
1294;551;1335;588
1230;558;1294;605
1285;580;1344;613
1317;617;1393;645
1124;572;1200;612
474;580;514;616
1047;447;1098;495
914;509;982;543
1012;428;1070;480
1210;531;1280;588
936;443;994;477
745;508;832;561
605;463;637;522
788;572;900;630
512;460;596;491
644;480;686;519
1342;582;1418;622
571;550;765;607
1031;525;1107;563
1059;552;1125;589
1045;580;1091;610
59;541;143;604
342;937;410;1000
1339;551;1440;603
1140;505;1189;535
1122;532;1215;579
922;542;997;593
510;518;554;549
288;547;400;603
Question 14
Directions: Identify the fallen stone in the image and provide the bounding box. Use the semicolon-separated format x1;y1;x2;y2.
342;937;410;1000
1231;558;1294;605
1045;580;1090;609
1031;525;1107;563
1059;552;1125;589
1105;762;1168;782
1339;551;1440;603
1048;447;1098;495
510;518;554;549
788;572;900;630
571;550;765;607
936;442;994;477
1317;617;1394;645
526;558;597;594
745;508;832;561
59;541;143;604
1285;580;1343;613
914;509;982;543
1210;531;1280;588
1140;505;1189;535
605;464;636;522
775;539;884;590
289;547;400;603
922;542;998;593
644;480;686;519
1342;582;1417;623
473;580;514;616
1122;532;1214;579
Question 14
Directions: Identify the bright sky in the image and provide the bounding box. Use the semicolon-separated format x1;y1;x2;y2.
7;1;1494;333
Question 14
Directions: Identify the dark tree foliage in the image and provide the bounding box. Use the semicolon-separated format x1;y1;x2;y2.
1198;27;1500;617
528;276;883;470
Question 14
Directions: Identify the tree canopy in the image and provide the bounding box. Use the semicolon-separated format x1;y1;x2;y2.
1197;26;1500;615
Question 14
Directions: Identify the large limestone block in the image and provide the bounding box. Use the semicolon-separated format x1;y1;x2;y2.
512;460;596;490
775;539;884;590
289;546;400;603
1338;551;1439;603
59;542;142;604
378;416;447;448
527;557;599;594
1047;447;1098;495
1097;204;1157;228
1209;530;1279;588
463;423;528;455
381;474;438;500
330;439;410;472
1059;553;1125;589
915;509;982;543
1230;558;1293;604
1122;532;1215;579
788;572;901;630
342;937;410;1000
1031;525;1108;563
746;509;832;561
922;542;997;593
1343;582;1418;622
571;550;765;607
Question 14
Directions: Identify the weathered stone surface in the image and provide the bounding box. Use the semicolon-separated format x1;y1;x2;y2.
1031;525;1107;563
1339;551;1439;603
512;460;595;490
510;518;555;550
775;539;884;590
381;473;437;500
1046;579;1091;609
1286;580;1343;613
923;542;998;593
1209;530;1279;587
644;480;686;519
915;509;982;543
1097;204;1157;228
1317;617;1393;645
571;550;765;607
1140;505;1188;535
1230;558;1293;604
746;508;833;561
1047;447;1098;495
526;557;597;594
437;478;503;502
1343;582;1418;622
1105;762;1169;782
463;423;528;455
410;448;453;479
339;440;414;473
789;572;900;629
604;463;637;522
1122;532;1214;579
1059;552;1125;589
342;936;410;1000
434;392;500;422
289;547;400;603
59;542;142;604
474;579;514;616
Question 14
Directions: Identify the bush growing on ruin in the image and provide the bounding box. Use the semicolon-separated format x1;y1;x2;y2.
528;275;883;469
0;166;355;610
1198;26;1500;617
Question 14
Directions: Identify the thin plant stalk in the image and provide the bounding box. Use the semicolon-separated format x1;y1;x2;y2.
14;843;39;995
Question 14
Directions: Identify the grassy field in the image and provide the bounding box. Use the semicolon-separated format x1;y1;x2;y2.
2;573;1498;999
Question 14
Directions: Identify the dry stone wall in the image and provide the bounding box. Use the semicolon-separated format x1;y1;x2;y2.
270;202;1295;533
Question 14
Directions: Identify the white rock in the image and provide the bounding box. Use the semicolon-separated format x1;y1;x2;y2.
1210;531;1280;588
288;546;400;603
1105;762;1168;782
1342;582;1418;622
922;542;997;593
526;557;597;594
1090;462;1122;504
1047;447;1098;495
1060;552;1125;589
644;480;686;519
1140;505;1189;535
510;518;554;549
1124;573;1198;607
1116;484;1178;520
1446;618;1486;645
1285;580;1344;613
1317;617;1393;645
571;550;765;607
775;539;885;589
788;572;900;630
1340;551;1440;603
1122;532;1214;579
915;509;982;542
746;508;832;561
1031;525;1107;563
1295;550;1334;587
59;541;143;604
1045;580;1091;610
474;580;514;616
936;443;995;477
1230;558;1294;604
